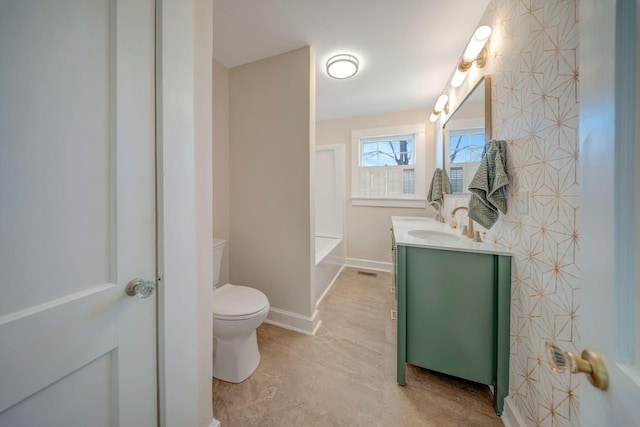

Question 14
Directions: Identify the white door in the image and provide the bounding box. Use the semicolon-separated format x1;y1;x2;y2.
0;1;157;425
579;0;640;425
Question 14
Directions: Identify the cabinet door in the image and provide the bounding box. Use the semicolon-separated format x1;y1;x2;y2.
405;247;495;385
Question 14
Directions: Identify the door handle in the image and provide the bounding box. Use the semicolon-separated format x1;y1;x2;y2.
125;278;155;299
546;342;609;390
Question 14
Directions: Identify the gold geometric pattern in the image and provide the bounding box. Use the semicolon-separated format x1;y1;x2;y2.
443;1;580;425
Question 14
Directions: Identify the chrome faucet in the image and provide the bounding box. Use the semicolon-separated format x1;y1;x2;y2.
451;206;477;240
428;201;445;223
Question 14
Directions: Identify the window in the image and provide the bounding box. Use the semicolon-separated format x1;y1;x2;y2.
446;127;485;193
449;167;463;193
448;128;485;164
360;135;415;167
351;124;426;208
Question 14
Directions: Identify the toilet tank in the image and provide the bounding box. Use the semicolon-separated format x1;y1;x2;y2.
212;238;227;286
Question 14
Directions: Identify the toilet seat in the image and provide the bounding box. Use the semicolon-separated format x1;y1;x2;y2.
212;284;269;320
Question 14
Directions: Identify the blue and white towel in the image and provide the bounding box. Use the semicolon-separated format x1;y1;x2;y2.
468;140;508;229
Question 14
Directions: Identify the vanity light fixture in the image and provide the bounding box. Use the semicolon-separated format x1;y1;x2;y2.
429;94;449;122
326;54;359;79
451;25;491;88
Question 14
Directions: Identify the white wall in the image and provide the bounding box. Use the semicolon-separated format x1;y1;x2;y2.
229;47;318;334
212;59;230;286
316;109;435;265
445;100;484;130
315;146;344;238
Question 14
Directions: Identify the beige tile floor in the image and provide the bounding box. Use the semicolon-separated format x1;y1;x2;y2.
213;267;504;427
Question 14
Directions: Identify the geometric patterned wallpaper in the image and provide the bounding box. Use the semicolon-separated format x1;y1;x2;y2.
441;1;580;425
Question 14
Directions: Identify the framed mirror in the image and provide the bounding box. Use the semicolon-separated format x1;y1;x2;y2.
442;75;492;194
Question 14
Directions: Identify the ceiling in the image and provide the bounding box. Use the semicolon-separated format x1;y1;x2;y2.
213;0;491;121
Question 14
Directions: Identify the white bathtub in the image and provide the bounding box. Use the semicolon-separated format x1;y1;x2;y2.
315;236;344;306
315;236;341;265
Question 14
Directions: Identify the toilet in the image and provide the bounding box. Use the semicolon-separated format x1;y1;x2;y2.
212;239;270;383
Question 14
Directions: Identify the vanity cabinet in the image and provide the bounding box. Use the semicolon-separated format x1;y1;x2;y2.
395;244;511;415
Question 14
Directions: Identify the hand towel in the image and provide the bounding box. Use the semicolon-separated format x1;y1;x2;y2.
467;140;508;229
427;168;452;211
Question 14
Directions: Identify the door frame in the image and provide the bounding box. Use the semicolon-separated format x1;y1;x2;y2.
155;0;215;426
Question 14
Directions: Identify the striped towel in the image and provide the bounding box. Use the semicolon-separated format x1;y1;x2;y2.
427;168;452;211
468;140;508;229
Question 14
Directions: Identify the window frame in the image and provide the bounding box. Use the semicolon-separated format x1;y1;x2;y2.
443;116;486;195
350;124;426;208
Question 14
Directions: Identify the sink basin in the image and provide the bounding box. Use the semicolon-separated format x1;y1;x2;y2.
407;229;462;243
401;218;433;222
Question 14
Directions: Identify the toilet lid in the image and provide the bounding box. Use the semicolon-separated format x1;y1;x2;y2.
212;284;269;318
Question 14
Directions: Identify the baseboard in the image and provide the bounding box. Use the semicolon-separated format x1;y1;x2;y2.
264;307;321;336
316;265;345;307
501;396;526;427
208;418;221;427
345;258;392;272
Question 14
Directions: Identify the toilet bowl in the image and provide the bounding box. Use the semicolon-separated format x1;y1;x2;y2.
212;239;270;383
212;284;269;383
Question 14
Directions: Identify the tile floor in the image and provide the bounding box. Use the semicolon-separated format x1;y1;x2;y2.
213;267;504;426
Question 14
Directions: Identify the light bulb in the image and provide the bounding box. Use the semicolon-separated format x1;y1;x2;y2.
462;26;492;63
434;94;448;113
451;68;468;88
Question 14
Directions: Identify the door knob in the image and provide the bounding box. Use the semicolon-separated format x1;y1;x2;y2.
546;342;609;390
126;278;155;298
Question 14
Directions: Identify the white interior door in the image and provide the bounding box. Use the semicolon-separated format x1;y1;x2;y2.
579;0;640;425
0;1;157;425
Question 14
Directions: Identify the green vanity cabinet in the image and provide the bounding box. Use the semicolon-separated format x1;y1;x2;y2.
395;244;511;415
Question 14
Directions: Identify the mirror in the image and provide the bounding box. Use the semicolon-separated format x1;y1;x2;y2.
442;76;492;194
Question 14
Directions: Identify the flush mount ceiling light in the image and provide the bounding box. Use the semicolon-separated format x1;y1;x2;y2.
451;25;492;88
326;54;359;79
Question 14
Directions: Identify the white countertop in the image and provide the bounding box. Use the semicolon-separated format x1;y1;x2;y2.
391;216;512;256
